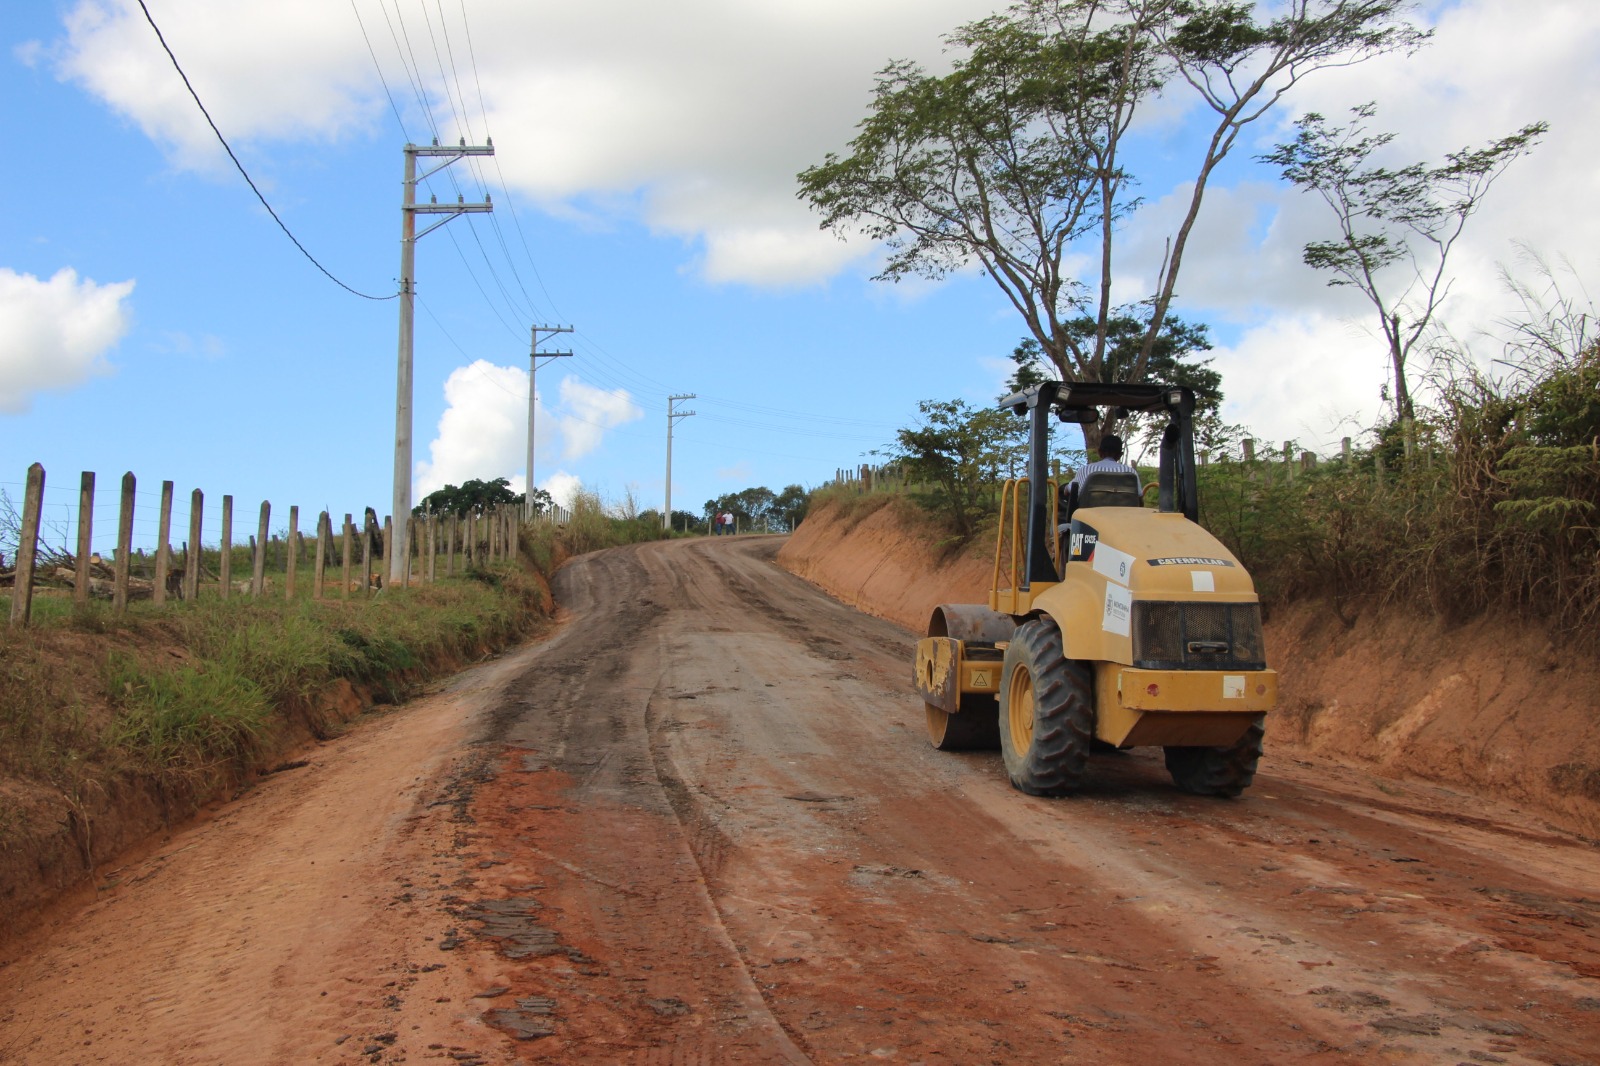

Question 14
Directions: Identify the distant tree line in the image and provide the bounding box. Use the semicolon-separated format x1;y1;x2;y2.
700;484;809;534
413;478;554;518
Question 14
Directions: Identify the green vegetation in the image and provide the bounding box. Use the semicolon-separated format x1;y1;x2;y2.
415;476;554;518
1;566;546;811
799;0;1421;452
0;490;683;861
826;289;1600;645
1262;103;1547;456
1206;340;1599;639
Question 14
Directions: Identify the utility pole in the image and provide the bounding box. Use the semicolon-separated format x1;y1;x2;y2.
527;324;573;519
665;394;696;530
393;138;494;585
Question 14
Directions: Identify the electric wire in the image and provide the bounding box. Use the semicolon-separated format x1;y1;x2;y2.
409;0;543;329
372;0;534;339
433;0;550;323
352;0;883;477
457;0;564;319
380;0;442;143
134;0;396;301
415;0;472;144
348;0;410;140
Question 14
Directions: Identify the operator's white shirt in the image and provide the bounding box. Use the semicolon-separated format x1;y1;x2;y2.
1069;457;1142;494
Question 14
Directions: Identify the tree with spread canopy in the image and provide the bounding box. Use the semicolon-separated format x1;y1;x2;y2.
887;399;1026;537
1261;103;1547;463
414;477;531;518
798;0;1426;449
1005;314;1219;413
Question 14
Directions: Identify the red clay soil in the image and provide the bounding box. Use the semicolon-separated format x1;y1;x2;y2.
0;530;1597;1064
779;495;1600;840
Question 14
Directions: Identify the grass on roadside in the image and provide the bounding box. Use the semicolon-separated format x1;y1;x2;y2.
0;561;549;823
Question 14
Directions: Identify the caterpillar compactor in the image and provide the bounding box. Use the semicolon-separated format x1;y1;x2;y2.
913;382;1276;797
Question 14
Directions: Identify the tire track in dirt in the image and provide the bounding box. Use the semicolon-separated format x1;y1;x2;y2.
5;535;1598;1064
477;536;1600;1065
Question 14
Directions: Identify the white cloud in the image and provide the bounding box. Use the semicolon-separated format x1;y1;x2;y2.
0;267;134;414
414;360;530;497
153;330;225;358
1102;0;1600;443
49;0;381;172
700;227;874;289
1210;312;1392;453
541;472;581;511
554;378;643;460
415;362;642;496
42;0;997;285
42;0;1600;314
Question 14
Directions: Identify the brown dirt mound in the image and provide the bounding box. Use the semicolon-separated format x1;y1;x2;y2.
779;496;1600;838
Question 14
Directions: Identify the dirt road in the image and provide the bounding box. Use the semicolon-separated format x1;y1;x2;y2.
4;536;1599;1065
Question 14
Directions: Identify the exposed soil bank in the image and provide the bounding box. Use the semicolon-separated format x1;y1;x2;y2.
778;496;1600;838
0;569;554;943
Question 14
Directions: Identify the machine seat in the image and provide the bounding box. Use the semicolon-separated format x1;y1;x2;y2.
1079;471;1142;509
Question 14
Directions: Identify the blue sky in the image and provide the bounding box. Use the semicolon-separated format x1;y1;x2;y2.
3;0;1597;554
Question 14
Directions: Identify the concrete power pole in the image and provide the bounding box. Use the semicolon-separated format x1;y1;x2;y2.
665;394;696;530
392;138;494;585
527;324;573;519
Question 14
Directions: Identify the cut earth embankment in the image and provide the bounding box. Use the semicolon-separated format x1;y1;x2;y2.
777;494;1600;838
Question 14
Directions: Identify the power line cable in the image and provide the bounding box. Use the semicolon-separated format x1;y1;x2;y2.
376;0;529;337
135;0;396;301
349;0;411;140
415;0;471;142
381;0;441;143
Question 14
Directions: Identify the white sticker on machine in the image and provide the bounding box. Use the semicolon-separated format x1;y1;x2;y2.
1093;543;1136;585
1223;675;1245;699
1102;583;1133;636
1191;570;1215;592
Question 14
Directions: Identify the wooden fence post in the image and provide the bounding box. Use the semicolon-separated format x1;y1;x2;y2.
405;516;416;587
252;502;270;598
427;514;437;583
313;511;329;600
8;463;45;628
74;471;94;609
113;473;135;613
341;514;353;600
361;524;373;596
447;513;457;576
1341;436;1353;465
153;480;174;606
1281;442;1294;483
220;496;233;600
285;505;299;600
185;489;203;601
1242;439;1255;462
383;516;393;583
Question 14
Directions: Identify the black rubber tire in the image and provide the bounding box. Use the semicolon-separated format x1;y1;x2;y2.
1164;718;1266;798
997;618;1094;795
926;696;1001;750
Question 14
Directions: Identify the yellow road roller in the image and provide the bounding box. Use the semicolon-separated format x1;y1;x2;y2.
913;382;1276;797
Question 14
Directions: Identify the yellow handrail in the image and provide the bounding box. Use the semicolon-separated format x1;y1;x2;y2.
991;477;1064;616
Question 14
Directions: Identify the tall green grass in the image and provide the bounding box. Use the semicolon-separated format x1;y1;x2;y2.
808;339;1599;644
0;562;549;820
